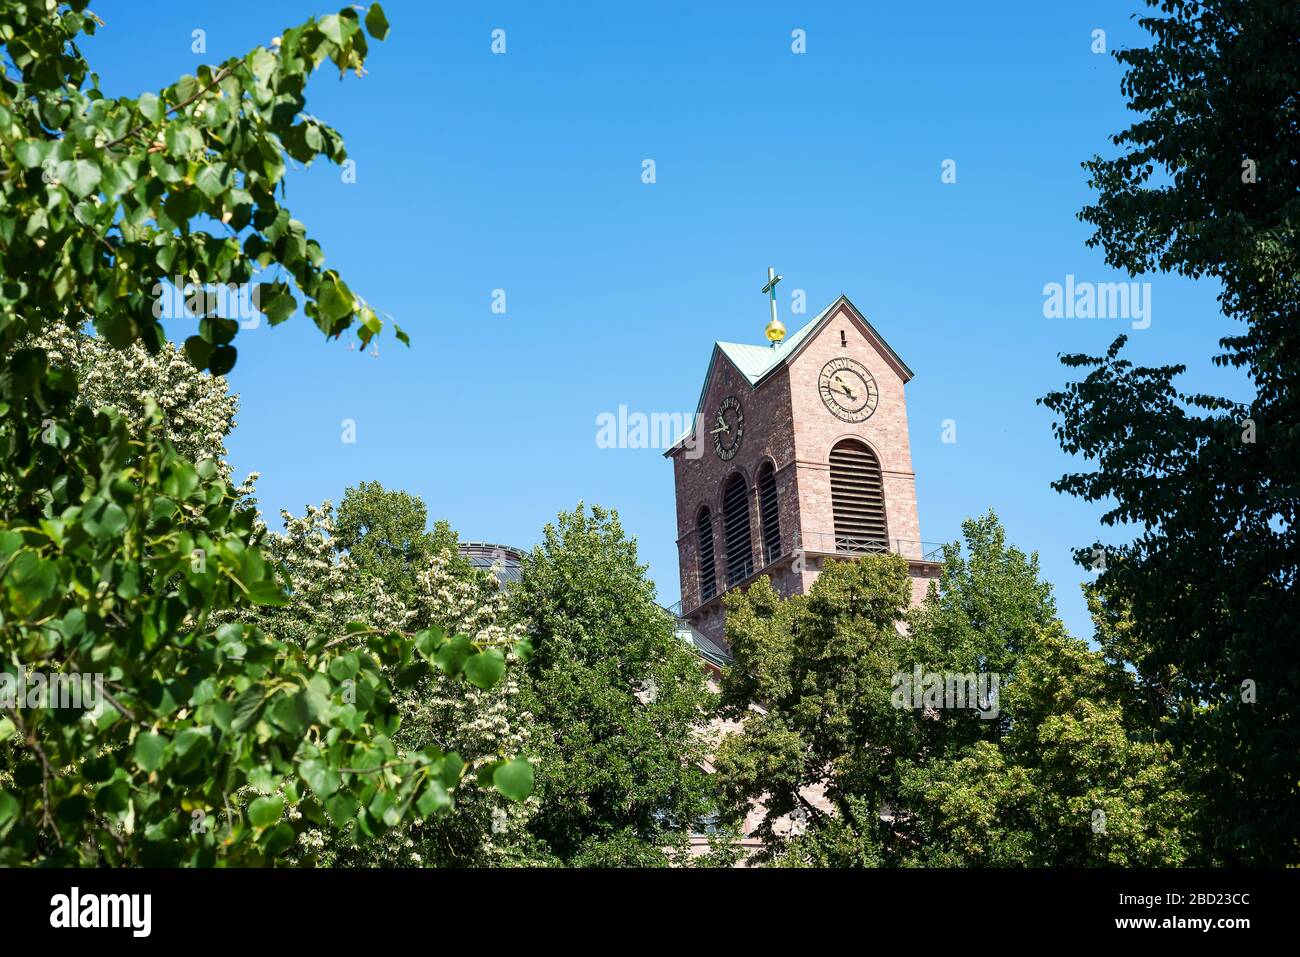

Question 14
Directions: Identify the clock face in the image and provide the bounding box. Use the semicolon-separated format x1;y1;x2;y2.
711;395;745;460
818;357;879;422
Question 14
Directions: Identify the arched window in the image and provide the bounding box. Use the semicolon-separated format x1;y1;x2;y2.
722;473;754;586
829;439;888;553
696;507;718;603
757;461;782;564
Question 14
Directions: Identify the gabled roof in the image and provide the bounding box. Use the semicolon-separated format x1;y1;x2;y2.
665;295;912;456
714;299;834;385
674;620;734;668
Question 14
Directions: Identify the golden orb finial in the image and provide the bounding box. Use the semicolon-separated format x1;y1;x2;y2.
760;265;785;347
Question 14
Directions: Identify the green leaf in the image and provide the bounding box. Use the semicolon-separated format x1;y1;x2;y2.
134;733;166;773
116;567;139;599
463;649;506;690
299;758;341;799
97;502;128;538
416;780;450;817
316;273;354;322
328;653;358;681
248;766;280;795
231;686;266;732
244;576;288;607
200;316;238;345
257;283;297;325
14;140;47;168
65;159;102;198
9;552;57;602
318;14;354;45
184;335;213;368
263;823;296;855
138;91;164;122
163;461;199;499
324;792;358;827
208;344;237;376
436;753;464;789
365;4;390;41
56;794;89;826
195;163;227;198
0;791;21;831
433;635;473;676
247;795;284;829
414;625;445;656
492;759;534;802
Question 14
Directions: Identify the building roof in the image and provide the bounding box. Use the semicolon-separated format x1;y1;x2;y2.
458;541;525;586
713;299;833;384
665;295;913;455
673;619;734;668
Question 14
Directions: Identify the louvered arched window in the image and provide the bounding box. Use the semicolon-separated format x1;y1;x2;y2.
722;473;754;586
696;507;718;603
829;439;888;553
757;461;781;564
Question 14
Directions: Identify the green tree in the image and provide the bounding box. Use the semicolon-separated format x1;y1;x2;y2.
334;480;474;600
1042;0;1299;863
510;504;714;865
24;323;241;480
250;500;537;866
713;553;915;859
715;514;1191;866
893;622;1192;867
0;3;528;865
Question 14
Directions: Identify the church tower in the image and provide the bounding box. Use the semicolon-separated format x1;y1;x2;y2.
666;285;940;647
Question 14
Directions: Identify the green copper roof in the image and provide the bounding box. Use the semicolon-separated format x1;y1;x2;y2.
665;295;913;455
714;302;831;385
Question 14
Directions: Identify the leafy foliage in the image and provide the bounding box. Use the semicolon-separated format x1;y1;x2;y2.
0;3;529;866
714;514;1192;866
334;480;474;602
0;0;403;363
510;504;715;865
1043;0;1299;863
24;323;241;479
246;492;538;866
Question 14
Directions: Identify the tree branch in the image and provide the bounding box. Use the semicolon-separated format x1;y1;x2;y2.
103;64;239;151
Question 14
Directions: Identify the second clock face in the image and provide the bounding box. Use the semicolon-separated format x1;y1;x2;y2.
711;395;744;460
818;357;879;422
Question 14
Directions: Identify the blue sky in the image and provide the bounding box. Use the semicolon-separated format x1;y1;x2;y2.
84;1;1247;639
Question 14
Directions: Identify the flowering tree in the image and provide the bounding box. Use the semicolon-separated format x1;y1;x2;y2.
251;498;537;866
26;323;241;480
0;3;529;865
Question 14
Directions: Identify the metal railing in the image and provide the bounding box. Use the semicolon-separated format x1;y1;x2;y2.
795;532;945;562
673;533;946;617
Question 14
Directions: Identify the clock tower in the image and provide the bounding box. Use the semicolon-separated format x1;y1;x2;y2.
666;288;941;647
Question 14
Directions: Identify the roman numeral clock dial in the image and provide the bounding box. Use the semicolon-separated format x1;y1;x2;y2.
711;395;744;460
818;357;879;422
